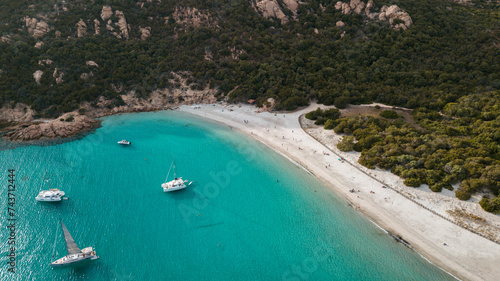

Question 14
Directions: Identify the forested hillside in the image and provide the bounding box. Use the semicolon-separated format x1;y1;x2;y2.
0;0;499;209
0;0;498;118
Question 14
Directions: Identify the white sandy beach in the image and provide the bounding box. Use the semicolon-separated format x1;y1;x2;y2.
180;103;500;281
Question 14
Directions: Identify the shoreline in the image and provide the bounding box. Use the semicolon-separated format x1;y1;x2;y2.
2;102;498;279
179;103;500;281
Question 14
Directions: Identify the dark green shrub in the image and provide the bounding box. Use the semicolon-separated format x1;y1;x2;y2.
324;119;336;130
337;136;354;152
314;118;326;125
404;177;422;187
380;110;399;119
455;189;471;200
479;196;500;214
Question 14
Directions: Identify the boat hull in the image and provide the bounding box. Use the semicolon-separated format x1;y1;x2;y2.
51;255;97;267
162;177;188;192
36;197;62;202
36;190;65;202
162;184;187;192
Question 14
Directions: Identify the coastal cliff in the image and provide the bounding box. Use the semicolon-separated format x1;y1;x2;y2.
2;113;99;141
1;80;217;141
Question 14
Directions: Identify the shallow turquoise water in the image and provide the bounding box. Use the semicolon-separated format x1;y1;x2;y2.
0;111;455;280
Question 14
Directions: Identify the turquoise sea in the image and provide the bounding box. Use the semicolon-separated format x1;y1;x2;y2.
0;111;456;280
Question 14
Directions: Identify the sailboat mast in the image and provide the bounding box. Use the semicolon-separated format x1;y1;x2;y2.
165;157;175;183
173;160;177;179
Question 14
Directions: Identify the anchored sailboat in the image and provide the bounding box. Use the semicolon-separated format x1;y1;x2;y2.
162;157;191;192
35;172;66;202
51;221;99;267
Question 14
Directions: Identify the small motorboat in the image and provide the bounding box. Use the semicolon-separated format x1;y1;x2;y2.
118;140;131;145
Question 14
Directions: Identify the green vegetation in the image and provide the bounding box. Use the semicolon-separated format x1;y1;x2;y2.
305;107;340;125
0;0;498;117
0;1;499;211
380;110;399;119
337;136;355;152
456;189;472;201
309;92;500;213
479;196;500;214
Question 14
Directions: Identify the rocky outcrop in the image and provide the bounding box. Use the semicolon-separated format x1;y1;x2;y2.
38;59;52;65
139;27;151;40
252;0;305;23
94;19;100;35
53;68;64;84
34;42;43;49
283;0;300;12
115;11;129;39
0;103;35;122
2;73;218;142
100;8;130;39
336;21;345;28
81;74;218;119
229;47;244;60
452;0;473;5
335;0;365;14
170;7;218;28
253;0;289;24
33;70;43;84
379;5;412;30
24;17;50;38
106;20;114;32
101;6;113;21
335;0;412;30
3;113;99;141
1;35;12;43
80;72;93;80
76;19;87;37
86;61;99;67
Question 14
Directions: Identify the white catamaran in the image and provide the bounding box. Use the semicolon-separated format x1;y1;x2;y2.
35;176;65;202
162;157;191;192
51;221;99;267
36;189;65;202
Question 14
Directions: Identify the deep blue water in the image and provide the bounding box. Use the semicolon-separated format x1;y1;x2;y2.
0;111;455;280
